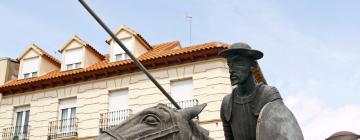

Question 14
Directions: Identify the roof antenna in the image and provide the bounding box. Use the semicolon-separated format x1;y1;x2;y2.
185;13;192;46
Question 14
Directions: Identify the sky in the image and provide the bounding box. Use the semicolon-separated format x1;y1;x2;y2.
0;0;359;139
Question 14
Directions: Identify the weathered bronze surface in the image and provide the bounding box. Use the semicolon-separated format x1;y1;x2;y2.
219;43;304;140
96;103;212;140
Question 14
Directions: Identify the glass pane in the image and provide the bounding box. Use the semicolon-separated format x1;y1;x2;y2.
70;107;76;118
75;62;81;69
15;112;23;134
66;64;73;70
23;73;30;79
60;109;68;133
61;108;68;120
23;110;30;133
31;72;38;77
70;108;76;132
115;54;123;61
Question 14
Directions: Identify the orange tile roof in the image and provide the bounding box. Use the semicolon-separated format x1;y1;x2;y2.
0;41;265;95
84;44;105;60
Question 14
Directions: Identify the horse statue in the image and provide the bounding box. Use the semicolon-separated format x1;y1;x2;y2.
97;103;213;140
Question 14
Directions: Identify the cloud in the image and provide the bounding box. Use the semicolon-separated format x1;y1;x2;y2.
285;93;360;140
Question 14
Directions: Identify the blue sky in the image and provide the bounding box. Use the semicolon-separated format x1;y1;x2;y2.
1;0;359;139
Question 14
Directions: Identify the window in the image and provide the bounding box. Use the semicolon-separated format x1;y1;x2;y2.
23;73;30;79
113;37;132;62
64;48;82;70
14;106;30;138
115;53;129;61
170;79;195;108
23;72;37;79
74;62;81;69
107;89;129;126
59;98;77;134
66;62;82;70
22;57;39;79
109;90;128;112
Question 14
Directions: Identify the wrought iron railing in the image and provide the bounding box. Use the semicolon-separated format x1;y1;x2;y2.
99;109;132;133
48;118;78;139
166;99;199;109
2;125;30;140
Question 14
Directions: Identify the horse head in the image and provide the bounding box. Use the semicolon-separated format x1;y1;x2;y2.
97;103;211;140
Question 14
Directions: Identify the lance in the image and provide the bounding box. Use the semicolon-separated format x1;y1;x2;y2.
78;0;181;109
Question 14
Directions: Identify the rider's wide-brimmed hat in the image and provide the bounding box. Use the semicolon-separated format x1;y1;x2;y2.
219;42;263;60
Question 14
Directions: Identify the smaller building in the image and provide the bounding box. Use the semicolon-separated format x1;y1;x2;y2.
0;57;19;85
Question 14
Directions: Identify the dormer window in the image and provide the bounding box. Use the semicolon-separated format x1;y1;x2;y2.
64;48;82;70
22;57;39;79
17;44;61;79
59;35;103;71
107;25;152;62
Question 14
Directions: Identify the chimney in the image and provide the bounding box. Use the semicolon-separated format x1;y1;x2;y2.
0;57;19;85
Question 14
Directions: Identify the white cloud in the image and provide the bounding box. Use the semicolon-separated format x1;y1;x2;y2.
284;93;360;140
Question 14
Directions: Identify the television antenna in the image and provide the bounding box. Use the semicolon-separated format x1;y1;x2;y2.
185;14;192;46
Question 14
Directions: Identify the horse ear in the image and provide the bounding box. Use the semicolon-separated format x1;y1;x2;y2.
179;103;207;120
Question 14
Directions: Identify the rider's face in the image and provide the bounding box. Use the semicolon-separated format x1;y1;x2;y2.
227;56;253;86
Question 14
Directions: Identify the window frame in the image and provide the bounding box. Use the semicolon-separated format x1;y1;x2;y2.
58;98;77;134
13;106;30;136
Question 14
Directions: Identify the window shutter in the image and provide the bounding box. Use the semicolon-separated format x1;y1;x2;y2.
59;98;77;109
64;48;82;65
22;57;39;76
171;79;193;102
109;90;128;112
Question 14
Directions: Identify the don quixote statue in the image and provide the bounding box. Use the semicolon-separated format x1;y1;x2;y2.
219;43;304;140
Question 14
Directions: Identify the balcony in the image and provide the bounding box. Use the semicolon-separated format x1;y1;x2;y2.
99;109;132;133
166;99;199;109
2;125;30;140
48;118;78;139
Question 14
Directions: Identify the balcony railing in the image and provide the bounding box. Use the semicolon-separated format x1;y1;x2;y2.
166;99;199;109
2;125;30;140
48;118;78;140
99;109;132;133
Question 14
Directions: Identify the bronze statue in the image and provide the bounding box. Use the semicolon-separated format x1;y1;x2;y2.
219;43;304;140
97;103;212;140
